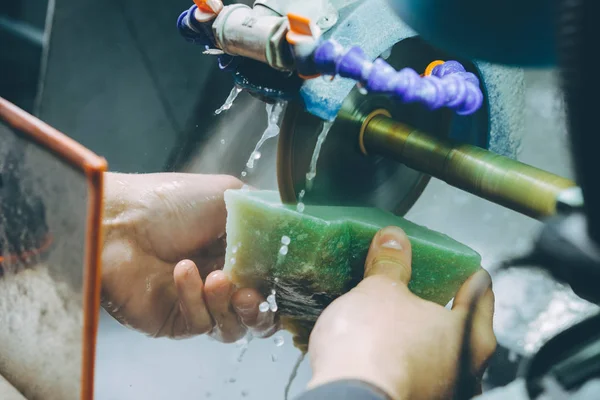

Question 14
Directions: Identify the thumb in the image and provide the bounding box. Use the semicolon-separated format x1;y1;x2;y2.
364;226;412;285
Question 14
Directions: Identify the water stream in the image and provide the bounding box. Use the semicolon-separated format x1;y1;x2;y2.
284;353;306;400
215;86;242;115
305;120;335;191
245;101;286;171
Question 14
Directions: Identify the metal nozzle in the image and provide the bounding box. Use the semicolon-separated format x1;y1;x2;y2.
362;114;577;219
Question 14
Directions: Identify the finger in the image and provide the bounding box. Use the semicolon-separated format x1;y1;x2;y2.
472;286;496;370
232;288;278;337
364;226;412;285
174;260;214;335
452;269;496;370
451;269;493;315
204;270;247;342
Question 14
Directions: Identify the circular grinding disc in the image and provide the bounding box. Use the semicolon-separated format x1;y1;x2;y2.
277;38;489;215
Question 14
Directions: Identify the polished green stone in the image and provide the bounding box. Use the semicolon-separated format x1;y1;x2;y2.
223;189;481;339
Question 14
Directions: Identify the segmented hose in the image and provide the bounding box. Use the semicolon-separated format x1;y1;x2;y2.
177;10;484;115
313;40;484;115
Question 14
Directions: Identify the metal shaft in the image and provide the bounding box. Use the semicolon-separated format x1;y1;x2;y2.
363;115;577;219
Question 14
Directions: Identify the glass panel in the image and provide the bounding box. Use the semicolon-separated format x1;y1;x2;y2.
0;117;87;399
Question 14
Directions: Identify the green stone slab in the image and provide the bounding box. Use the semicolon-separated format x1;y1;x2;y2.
223;189;481;347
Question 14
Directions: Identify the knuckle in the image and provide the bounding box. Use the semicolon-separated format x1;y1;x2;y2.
369;254;410;277
370;253;404;267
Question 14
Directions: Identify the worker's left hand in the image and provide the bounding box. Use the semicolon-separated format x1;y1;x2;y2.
101;172;278;341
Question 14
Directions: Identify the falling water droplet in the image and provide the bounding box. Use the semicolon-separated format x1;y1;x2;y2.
296;202;305;212
215;86;242;115
230;258;236;265
381;46;393;60
279;245;289;256
220;139;226;145
241;171;247;177
281;235;291;245
357;83;368;95
274;335;284;347
259;301;269;312
271;353;278;362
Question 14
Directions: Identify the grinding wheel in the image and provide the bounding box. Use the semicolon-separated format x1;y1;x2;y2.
277;38;492;214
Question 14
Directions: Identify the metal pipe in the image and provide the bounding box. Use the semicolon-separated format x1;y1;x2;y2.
362;114;577;219
212;4;293;70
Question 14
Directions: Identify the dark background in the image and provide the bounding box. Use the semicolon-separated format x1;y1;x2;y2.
0;0;250;173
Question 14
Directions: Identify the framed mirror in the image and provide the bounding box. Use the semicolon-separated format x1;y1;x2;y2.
0;97;106;400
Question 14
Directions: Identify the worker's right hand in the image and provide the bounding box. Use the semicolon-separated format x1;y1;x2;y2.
306;226;496;400
101;172;278;342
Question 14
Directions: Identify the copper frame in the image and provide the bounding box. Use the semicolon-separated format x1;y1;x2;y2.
0;97;107;400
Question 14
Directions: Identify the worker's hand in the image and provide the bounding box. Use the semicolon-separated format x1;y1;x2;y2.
101;173;278;341
307;226;496;400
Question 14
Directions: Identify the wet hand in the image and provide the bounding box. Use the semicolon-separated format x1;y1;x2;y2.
101;173;278;341
307;226;496;400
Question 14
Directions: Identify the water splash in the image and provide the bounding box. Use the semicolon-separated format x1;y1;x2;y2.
306;120;335;190
215;86;242;115
235;335;252;362
274;335;285;347
284;353;306;400
267;293;278;312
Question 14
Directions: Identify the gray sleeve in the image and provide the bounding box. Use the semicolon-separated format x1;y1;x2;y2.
473;378;600;400
473;379;529;400
294;380;391;400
